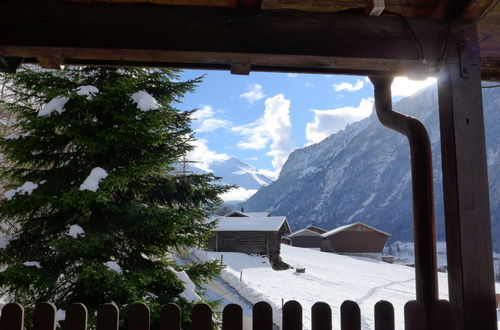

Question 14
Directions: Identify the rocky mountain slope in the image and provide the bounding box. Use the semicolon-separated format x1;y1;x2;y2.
242;86;500;251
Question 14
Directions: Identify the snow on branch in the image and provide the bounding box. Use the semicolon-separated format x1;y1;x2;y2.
79;167;108;192
131;91;160;112
5;181;39;200
38;96;69;117
76;86;99;100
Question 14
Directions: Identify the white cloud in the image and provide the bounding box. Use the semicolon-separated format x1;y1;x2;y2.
232;94;293;169
333;79;365;92
192;105;231;133
240;84;265;104
192;105;215;121
287;73;298;78
391;77;436;97
196;118;231;133
257;168;280;180
220;187;257;202
187;139;229;172
306;98;374;144
305;81;315;88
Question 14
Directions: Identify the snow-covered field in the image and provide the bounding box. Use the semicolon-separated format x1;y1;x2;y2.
194;245;500;330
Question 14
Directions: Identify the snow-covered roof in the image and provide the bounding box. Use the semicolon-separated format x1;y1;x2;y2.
288;228;322;238
224;211;271;217
245;212;270;217
321;222;391;237
224;211;249;217
211;216;289;232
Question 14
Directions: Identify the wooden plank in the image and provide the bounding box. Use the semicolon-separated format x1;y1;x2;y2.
340;301;360;330
403;301;425;330
0;303;24;330
65;304;88;330
374;300;394;330
192;303;212;330
252;301;273;330
282;300;302;330
128;303;149;330
432;300;454;330
223;304;242;330
160;304;181;330
311;302;331;330
33;303;56;330
96;304;119;330
437;26;497;330
0;0;468;77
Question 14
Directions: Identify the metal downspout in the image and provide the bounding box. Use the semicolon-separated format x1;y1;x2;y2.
370;76;438;328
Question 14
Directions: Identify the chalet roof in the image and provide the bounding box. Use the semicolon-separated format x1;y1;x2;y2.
211;216;290;232
245;212;270;217
306;225;327;234
224;211;249;217
321;222;391;238
288;228;322;238
224;211;270;217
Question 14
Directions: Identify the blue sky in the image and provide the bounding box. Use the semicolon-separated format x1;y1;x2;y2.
177;70;436;181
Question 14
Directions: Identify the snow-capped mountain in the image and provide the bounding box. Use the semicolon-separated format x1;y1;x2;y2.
209;157;273;190
242;86;500;251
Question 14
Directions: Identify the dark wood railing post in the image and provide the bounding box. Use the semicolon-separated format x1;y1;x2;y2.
282;300;302;330
160;303;181;330
192;303;212;330
33;302;56;330
0;303;24;330
253;301;273;330
374;300;394;330
340;300;360;330
65;303;88;330
223;304;243;330
311;302;331;330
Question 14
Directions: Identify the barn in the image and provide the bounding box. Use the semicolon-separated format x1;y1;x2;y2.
288;225;327;248
320;223;390;258
206;213;291;269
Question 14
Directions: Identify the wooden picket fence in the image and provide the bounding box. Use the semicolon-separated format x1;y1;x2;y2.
0;299;455;330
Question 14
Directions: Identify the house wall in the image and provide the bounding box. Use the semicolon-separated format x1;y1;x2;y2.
321;231;388;253
207;231;282;259
291;236;322;248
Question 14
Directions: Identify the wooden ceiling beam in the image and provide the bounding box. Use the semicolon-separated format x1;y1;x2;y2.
431;0;489;21
0;0;478;77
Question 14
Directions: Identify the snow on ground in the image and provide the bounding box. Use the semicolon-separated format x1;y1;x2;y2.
168;267;201;302
79;167;108;192
194;245;451;330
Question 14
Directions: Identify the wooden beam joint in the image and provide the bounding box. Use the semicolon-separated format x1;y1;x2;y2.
0;56;22;73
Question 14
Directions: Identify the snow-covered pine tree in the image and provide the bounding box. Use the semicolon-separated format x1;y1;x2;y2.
0;67;228;327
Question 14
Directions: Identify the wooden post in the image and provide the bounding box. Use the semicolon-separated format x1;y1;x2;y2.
437;24;497;330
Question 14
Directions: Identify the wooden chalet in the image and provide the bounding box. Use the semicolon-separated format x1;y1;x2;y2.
320;222;391;257
1;0;499;329
206;213;291;267
288;225;327;248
